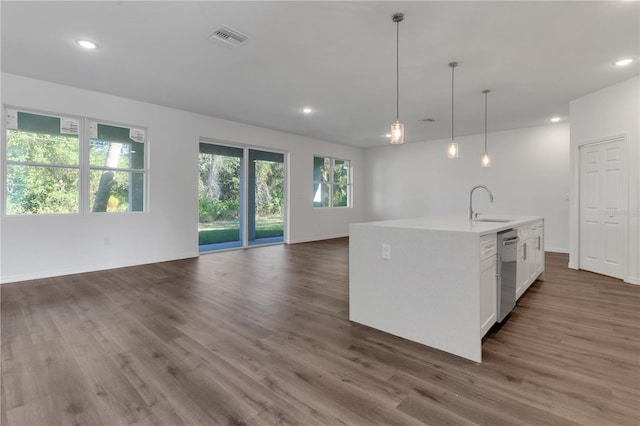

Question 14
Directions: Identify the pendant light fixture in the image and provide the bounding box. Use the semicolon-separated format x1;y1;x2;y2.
447;61;459;158
389;12;405;145
481;89;491;168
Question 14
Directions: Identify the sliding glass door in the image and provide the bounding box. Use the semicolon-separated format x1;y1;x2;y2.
198;143;243;251
248;149;284;246
198;142;285;252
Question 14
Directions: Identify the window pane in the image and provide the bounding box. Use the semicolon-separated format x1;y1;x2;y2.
7;129;79;165
313;156;330;183
6;165;79;214
333;159;350;184
313;183;330;207
198;149;242;248
90;124;144;169
333;184;349;207
90;170;144;212
250;149;285;246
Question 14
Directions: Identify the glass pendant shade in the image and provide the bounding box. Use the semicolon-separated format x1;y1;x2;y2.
390;120;404;145
447;140;459;158
481;152;491;168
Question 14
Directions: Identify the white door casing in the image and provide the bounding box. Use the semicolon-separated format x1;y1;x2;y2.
579;138;627;279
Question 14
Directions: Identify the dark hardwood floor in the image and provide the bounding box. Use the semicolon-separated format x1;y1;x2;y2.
2;238;639;425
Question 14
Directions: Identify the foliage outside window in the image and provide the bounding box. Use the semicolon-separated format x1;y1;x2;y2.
198;144;243;224
313;156;351;208
198;144;285;224
3;109;146;215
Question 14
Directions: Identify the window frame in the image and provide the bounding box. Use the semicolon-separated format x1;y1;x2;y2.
312;155;352;209
2;106;148;216
86;119;147;214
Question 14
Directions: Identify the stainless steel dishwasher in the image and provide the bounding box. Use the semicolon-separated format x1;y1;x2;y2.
497;229;519;322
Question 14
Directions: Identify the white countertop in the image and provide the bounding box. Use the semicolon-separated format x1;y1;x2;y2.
352;215;543;234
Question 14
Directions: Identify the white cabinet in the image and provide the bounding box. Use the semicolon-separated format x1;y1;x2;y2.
516;225;530;300
480;255;497;336
531;221;544;281
479;235;497;337
516;220;544;300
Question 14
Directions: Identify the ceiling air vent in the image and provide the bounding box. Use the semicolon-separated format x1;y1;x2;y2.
209;25;248;48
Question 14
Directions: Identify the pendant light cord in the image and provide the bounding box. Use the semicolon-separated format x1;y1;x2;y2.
484;91;488;152
451;65;455;140
396;20;400;121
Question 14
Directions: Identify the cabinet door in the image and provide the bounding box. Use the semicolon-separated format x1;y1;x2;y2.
480;255;497;336
516;238;529;300
526;238;535;284
533;232;544;278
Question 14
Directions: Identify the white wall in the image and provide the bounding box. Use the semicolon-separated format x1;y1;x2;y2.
0;73;365;283
364;124;571;252
569;76;639;284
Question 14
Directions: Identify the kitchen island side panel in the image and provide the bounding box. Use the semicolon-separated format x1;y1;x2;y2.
349;223;482;362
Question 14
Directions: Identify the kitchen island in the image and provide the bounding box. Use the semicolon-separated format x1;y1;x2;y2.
349;215;544;363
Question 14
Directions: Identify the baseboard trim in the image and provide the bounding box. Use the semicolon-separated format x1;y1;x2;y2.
544;247;569;254
0;251;199;284
287;233;349;245
625;276;640;285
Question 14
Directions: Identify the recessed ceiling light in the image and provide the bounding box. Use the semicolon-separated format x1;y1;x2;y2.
550;117;561;123
76;40;98;49
302;107;312;114
614;58;635;67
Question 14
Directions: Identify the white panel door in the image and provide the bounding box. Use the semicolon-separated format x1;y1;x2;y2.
579;139;627;279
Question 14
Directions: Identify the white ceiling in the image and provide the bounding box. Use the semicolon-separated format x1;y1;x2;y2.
2;1;639;148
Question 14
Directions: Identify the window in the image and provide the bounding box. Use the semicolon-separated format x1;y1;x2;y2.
89;122;145;212
5;111;80;214
3;108;146;215
313;156;351;208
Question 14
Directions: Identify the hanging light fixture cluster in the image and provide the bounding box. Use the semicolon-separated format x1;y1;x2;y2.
389;12;405;144
447;62;491;167
447;64;492;167
387;12;493;167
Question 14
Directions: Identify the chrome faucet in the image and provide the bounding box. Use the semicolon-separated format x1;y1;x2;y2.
469;185;494;220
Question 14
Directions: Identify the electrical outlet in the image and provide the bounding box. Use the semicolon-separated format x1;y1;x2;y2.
381;243;391;260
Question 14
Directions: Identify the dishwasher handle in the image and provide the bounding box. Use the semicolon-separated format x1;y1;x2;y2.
502;237;519;246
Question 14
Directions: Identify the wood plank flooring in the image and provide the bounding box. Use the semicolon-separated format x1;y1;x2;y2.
2;239;639;425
